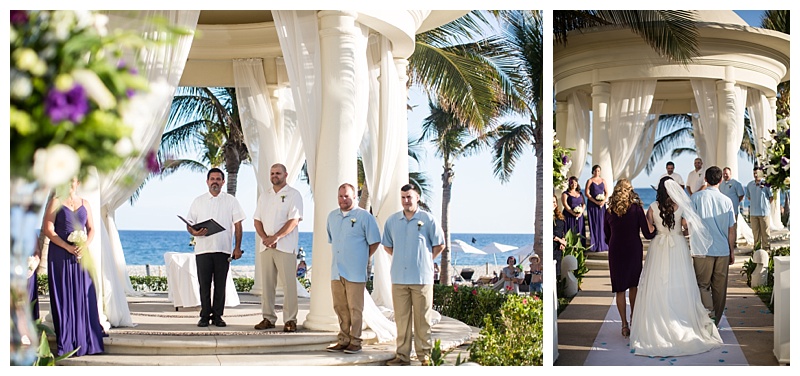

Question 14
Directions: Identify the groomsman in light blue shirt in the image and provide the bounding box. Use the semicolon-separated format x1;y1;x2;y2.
719;167;744;240
382;184;445;366
691;166;736;326
746;167;774;251
325;183;381;354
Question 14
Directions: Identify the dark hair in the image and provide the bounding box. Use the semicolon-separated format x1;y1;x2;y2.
592;165;601;174
207;168;224;180
507;256;516;264
339;183;356;194
666;161;675;168
567;176;580;192
705;166;722;186
400;183;419;195
753;167;761;172
656;176;676;230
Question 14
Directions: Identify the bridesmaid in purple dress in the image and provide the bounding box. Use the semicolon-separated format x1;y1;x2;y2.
604;178;656;338
43;178;105;357
561;176;586;246
585;165;610;252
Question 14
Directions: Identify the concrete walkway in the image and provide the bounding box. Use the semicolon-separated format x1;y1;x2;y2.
555;232;788;366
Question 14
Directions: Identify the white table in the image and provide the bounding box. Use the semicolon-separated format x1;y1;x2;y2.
164;252;239;309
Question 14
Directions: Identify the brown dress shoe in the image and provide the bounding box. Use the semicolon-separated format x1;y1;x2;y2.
326;343;348;352
254;318;275;330
283;320;297;332
343;344;362;354
385;357;410;366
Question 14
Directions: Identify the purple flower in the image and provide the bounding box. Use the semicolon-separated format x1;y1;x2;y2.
45;85;89;123
561;155;568;164
10;10;28;25
781;157;789;166
126;89;136;98
786;128;790;137
145;150;160;173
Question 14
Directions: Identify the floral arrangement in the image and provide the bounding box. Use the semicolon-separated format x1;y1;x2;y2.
350;218;357;227
553;136;574;191
757;117;790;192
595;194;605;201
417;220;424;230
572;205;583;215
66;230;88;259
281;195;286;202
10;10;163;188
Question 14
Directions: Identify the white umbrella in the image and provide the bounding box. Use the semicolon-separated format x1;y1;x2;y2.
508;243;535;267
451;239;487;255
480;242;517;254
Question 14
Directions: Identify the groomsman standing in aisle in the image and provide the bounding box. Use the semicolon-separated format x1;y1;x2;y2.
719;167;745;241
382;184;445;366
325;183;381;354
691;166;736;326
686;158;707;196
746;167;773;251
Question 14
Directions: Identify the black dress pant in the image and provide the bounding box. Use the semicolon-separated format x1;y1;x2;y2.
195;252;229;320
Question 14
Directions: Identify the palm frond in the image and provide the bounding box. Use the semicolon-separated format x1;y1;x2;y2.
489;121;535;183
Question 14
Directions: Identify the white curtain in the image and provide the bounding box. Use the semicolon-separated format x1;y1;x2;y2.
272;10;322;190
233;58;305;193
747;88;773;158
619;99;664;180
607;80;657;181
99;10;199;327
566;91;590;181
360;35;404;310
691;79;719;166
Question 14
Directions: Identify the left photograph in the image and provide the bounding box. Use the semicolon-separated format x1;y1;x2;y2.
9;10;543;366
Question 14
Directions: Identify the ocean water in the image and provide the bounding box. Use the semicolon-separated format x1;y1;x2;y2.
119;230;534;268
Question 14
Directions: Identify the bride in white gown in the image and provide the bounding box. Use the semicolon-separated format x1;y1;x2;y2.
630;177;722;357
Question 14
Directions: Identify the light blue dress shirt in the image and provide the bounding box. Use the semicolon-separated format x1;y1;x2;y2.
691;187;735;257
381;209;445;285
719;179;744;215
326;207;381;283
745;179;773;217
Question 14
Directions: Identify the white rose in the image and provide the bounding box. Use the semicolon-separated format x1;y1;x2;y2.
32;144;81;187
10;74;32;99
72;69;116;110
114;138;134;157
51;11;76;41
92;13;109;37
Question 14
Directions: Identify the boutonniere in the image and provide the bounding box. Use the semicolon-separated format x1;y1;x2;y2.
350;218;356;227
417;220;424;230
281;195;286;203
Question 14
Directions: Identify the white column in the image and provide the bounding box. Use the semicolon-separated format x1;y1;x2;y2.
303;10;366;331
767;96;784;230
591;81;613;185
387;57;410;219
555;100;568;144
716;79;739;176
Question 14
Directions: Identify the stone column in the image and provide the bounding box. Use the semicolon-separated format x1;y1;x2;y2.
716;79;739;177
591;81;613;185
554;100;569;194
387;58;409;218
303;10;366;331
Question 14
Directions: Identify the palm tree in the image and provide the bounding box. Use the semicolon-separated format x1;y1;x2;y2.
420;100;488;285
760;10;789;119
357;136;433;211
160;86;249;196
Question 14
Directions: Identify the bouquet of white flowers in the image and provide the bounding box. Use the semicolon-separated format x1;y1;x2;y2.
572;205;584;215
595;194;605;201
67;230;88;259
27;256;40;279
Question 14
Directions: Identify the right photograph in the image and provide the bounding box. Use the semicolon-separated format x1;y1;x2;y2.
551;10;789;366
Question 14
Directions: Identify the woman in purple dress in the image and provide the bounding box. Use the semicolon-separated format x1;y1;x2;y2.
43;177;105;357
585;165;609;252
561;176;586;246
604;178;656;338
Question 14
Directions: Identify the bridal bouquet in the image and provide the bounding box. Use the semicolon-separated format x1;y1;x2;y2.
10;10;167;188
595;194;605;201
572;205;584;215
67;229;88;259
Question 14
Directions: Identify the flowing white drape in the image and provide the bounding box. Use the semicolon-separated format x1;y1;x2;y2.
619;99;664;180
273;10;322;190
360;35;404;311
745;88;783;230
98;10;199;327
607;80;657;181
566;91;590;180
691;79;718;165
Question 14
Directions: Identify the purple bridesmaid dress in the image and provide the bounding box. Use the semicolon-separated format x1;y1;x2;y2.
47;204;105;357
586;181;609;252
562;192;586;246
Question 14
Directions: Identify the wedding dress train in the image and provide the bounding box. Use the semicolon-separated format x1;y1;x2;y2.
630;202;722;357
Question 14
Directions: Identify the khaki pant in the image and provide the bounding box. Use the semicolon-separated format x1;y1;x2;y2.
693;256;729;324
331;277;366;346
260;247;298;324
750;215;770;250
392;284;433;362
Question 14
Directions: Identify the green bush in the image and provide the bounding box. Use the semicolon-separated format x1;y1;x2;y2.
433;284;508;328
740;246;790;312
468;294;543;366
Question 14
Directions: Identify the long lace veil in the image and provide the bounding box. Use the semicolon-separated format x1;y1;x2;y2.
664;179;713;257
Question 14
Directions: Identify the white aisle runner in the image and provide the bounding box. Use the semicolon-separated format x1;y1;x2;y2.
584;297;748;366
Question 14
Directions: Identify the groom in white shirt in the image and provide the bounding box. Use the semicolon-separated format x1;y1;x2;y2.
690;166;736;326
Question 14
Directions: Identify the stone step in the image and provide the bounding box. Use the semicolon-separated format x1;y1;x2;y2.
57;349;397;366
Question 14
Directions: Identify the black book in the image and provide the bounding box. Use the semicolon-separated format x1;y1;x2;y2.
177;215;225;237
